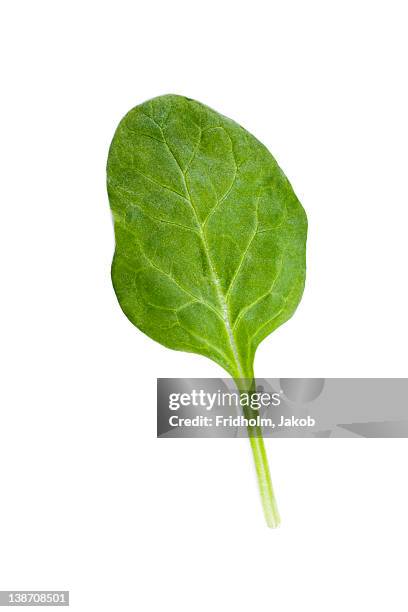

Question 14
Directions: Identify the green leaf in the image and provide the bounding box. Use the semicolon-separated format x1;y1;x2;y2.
107;94;307;380
107;94;307;528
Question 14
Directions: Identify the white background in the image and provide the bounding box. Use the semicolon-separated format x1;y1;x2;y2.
1;1;408;610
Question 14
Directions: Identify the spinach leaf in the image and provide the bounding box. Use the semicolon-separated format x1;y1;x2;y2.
107;95;307;527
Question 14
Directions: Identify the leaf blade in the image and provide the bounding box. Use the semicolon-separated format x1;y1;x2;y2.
107;94;307;377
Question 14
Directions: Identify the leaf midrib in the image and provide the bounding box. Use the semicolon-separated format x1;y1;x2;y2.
149;115;245;378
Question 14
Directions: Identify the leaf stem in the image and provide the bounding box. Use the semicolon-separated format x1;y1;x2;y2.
247;429;281;528
236;377;281;529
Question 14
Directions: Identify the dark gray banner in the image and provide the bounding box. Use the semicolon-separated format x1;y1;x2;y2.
157;378;408;438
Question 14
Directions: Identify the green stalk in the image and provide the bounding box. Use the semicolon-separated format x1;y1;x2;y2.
247;428;281;528
236;377;281;528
